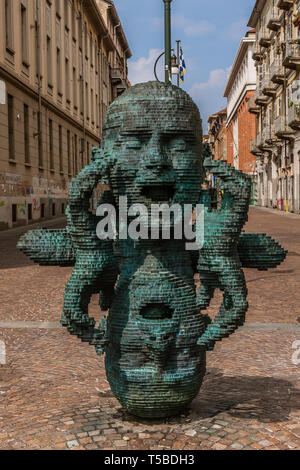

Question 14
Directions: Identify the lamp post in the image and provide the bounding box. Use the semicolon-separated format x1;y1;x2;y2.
163;0;172;84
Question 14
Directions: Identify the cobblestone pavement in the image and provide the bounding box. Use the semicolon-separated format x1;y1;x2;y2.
0;207;299;450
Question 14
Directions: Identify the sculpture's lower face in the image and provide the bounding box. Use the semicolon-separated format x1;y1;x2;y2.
105;243;207;418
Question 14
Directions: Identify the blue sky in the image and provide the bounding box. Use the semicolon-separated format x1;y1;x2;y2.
113;0;256;132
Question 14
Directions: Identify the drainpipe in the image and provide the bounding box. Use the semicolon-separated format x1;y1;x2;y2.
80;0;86;167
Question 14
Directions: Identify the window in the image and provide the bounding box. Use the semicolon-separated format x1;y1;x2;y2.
8;94;15;161
41;203;45;218
87;141;90;165
28;203;32;221
47;37;53;88
21;4;28;65
80;76;84;116
73;67;77;110
61;203;65;215
64;1;69;30
86;82;89;120
57;48;62;96
52;203;56;216
38;111;43;168
59;125;63;173
5;0;13;51
91;88;94;125
74;134;78;174
67;130;71;175
49;119;54;170
65;58;70;103
278;95;282;117
71;1;76;39
12;204;17;223
24;104;30;164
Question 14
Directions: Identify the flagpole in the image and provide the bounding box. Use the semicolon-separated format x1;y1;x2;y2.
163;0;172;84
176;40;180;87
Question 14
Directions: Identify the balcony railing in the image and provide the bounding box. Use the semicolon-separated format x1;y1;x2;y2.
274;114;295;139
288;104;300;130
259;27;271;48
250;140;262;156
254;88;269;106
277;0;293;11
110;68;122;84
266;7;282;31
116;79;127;96
282;40;300;70
248;97;260;114
253;43;264;61
270;60;285;84
259;127;273;150
262;74;277;96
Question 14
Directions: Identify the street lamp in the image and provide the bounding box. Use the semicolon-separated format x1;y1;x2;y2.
163;0;172;84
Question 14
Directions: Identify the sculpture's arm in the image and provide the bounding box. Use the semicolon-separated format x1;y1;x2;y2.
197;157;251;350
62;148;118;355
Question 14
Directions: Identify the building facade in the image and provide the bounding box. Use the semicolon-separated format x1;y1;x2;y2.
248;0;300;212
207;108;228;162
224;30;257;175
0;0;131;230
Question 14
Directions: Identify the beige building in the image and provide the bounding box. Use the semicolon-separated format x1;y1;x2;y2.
207;108;228;162
0;0;131;229
248;0;300;212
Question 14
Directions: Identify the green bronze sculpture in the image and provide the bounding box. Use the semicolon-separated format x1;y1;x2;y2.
18;82;286;418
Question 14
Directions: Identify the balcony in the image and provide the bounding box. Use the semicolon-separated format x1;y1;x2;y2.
110;68;122;84
262;74;277;97
270;61;285;84
258;129;273;151
250;140;262;156
252;44;264;61
248;97;260;114
259;29;271;48
267;8;281;31
274;115;295;140
116;79;127;96
254;88;269;106
282;40;300;70
277;0;293;11
288;104;300;130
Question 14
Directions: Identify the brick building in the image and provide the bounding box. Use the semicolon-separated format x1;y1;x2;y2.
0;0;131;229
224;30;257;175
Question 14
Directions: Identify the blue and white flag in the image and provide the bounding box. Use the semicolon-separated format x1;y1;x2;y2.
179;46;186;84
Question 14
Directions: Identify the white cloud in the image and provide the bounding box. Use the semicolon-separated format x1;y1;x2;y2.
189;67;231;131
128;49;164;85
150;14;215;37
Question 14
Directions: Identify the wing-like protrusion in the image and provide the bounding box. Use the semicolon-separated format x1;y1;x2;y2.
17;228;76;266
238;233;287;270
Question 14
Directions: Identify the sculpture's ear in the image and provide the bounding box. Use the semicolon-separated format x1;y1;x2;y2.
238;233;287;270
17;228;76;267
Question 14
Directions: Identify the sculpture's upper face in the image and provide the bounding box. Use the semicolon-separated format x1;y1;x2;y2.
102;82;203;209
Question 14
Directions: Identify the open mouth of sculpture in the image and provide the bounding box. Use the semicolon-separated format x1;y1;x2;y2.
141;184;176;202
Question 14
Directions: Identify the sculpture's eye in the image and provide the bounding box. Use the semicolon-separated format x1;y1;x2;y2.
167;137;187;152
125;136;143;149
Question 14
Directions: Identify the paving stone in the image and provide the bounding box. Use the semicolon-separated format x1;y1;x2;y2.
0;210;299;451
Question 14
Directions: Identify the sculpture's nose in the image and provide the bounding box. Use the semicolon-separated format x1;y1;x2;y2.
144;133;171;173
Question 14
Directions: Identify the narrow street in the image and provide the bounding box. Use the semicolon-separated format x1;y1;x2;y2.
0;207;299;450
